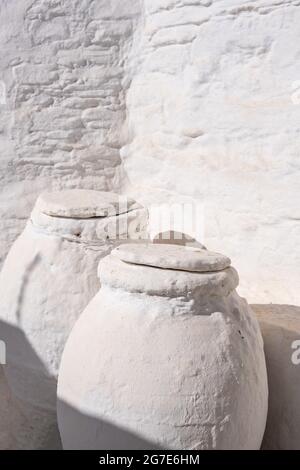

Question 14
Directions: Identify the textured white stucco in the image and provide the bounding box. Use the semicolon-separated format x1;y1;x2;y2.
0;0;299;301
0;0;141;266
122;0;300;305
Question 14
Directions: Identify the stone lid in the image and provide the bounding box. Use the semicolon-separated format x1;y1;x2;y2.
99;254;238;298
111;243;230;272
30;190;146;244
36;189;140;218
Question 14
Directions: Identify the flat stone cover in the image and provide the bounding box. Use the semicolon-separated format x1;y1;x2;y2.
37;189;139;218
112;243;231;272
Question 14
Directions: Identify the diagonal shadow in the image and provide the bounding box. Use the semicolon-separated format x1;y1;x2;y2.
15;253;41;323
57;399;162;450
0;318;61;450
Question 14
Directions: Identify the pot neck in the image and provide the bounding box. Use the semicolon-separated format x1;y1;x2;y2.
99;283;238;318
98;254;239;300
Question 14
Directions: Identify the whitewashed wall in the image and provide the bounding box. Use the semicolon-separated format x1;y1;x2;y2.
0;0;300;305
123;0;300;305
0;0;141;266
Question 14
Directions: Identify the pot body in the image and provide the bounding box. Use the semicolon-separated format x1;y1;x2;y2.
58;257;268;450
0;206;146;449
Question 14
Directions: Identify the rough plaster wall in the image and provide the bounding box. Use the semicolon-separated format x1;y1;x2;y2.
123;0;300;305
0;0;141;267
0;0;299;305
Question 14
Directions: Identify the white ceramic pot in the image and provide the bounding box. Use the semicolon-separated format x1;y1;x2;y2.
0;190;146;449
57;243;268;450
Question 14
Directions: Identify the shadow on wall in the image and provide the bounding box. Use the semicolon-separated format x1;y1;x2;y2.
0;318;61;450
57;399;161;450
252;304;300;450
